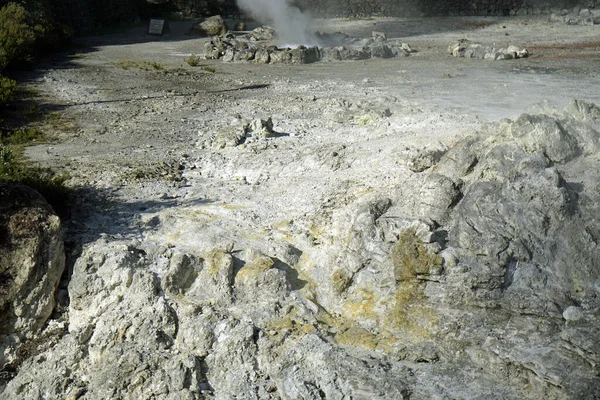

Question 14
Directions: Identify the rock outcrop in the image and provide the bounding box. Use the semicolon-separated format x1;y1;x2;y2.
188;15;228;36
2;101;600;398
448;39;529;60
0;183;65;369
550;7;600;25
203;28;413;64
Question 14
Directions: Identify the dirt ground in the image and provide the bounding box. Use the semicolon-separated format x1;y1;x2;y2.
21;15;600;248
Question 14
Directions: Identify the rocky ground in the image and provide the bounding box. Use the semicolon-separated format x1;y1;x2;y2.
1;14;600;399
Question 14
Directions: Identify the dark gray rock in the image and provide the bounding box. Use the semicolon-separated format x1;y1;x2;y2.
269;49;293;64
338;46;370;60
290;46;320;64
369;44;394;58
320;47;342;61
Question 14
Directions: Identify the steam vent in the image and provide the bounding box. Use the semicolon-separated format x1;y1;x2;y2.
1;0;600;399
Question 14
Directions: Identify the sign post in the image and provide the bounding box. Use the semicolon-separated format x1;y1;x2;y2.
148;19;170;36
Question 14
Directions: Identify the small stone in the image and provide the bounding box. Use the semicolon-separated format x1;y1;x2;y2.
372;31;387;41
563;306;584;321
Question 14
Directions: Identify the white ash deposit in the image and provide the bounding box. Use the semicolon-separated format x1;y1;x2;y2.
2;15;600;400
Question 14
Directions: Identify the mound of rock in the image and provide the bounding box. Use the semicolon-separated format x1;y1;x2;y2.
244;25;275;41
448;39;529;60
2;101;600;399
550;7;600;25
303;99;600;398
204;28;413;64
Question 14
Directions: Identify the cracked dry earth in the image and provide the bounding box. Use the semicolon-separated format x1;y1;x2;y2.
6;15;600;400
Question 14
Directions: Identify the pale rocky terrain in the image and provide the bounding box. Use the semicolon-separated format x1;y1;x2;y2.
1;14;600;399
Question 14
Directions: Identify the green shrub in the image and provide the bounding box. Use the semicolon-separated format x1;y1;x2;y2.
2;127;44;144
0;2;72;217
0;142;69;216
185;54;201;67
117;60;164;71
149;61;163;70
0;3;38;70
0;143;15;176
0;2;71;72
0;75;16;104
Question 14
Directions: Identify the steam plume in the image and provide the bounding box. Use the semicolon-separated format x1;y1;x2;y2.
235;0;321;47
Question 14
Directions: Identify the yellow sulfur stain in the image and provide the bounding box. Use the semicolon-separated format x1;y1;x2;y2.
336;326;380;350
206;249;230;277
235;257;274;285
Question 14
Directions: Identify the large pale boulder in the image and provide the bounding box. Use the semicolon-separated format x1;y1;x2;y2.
188;15;228;36
0;183;64;367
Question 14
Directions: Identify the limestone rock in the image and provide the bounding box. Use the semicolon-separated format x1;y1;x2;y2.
245;25;276;41
0;183;65;367
338;46;370;60
320;47;342;61
4;99;600;399
396;142;448;172
245;117;274;138
449;39;529;60
188;15;228;36
290;46;320;64
204;26;413;64
214;126;247;148
269;48;292;63
252;47;270;63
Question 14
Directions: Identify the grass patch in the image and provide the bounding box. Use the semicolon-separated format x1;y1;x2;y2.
116;60;138;70
202;66;216;73
1;127;44;145
0;142;70;217
185;54;201;67
149;61;163;70
44;112;79;133
116;60;165;71
0;89;71;217
0;76;17;104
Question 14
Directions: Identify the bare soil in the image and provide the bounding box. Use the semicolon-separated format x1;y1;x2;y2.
20;15;600;247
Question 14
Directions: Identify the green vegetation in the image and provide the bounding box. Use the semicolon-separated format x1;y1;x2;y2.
0;2;38;71
116;60;164;71
0;121;69;216
0;2;73;215
0;1;71;105
0;2;70;71
0;75;16;103
185;54;201;67
45;111;79;132
0;140;69;216
202;66;216;73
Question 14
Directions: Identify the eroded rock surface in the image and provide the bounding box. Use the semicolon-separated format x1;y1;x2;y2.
204;28;413;64
3;15;600;399
449;39;529;60
3;100;600;399
0;183;65;369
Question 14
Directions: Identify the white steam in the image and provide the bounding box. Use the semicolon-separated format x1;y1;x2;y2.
236;0;321;47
